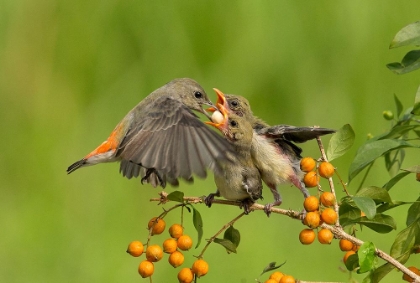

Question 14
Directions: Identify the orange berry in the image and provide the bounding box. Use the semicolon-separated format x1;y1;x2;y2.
318;228;334;244
279;275;296;283
265;279;278;283
192;259;209;278
148;217;166;235
304;211;321;228
403;266;420;282
126;240;144;257
318;162;335;178
303;196;319;212
169;251;185;268
321;208;338;225
169;224;184;239
145;245;163;262
299;229;316;245
303;171;319;188
300;157;316;172
416;173;420;182
361;211;366;217
343;250;356;264
352;244;360;251
138;260;154;278
163;238;178;254
177;235;193;251
339;239;354;251
178;268;194;283
320;192;336;207
269;271;284;282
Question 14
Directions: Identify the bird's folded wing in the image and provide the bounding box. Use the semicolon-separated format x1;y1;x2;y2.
258;125;336;143
117;97;233;182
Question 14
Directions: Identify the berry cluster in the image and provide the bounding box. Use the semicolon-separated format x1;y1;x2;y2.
300;157;335;188
264;271;295;283
126;217;209;282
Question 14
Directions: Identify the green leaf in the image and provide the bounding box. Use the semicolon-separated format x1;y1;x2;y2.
394;94;404;117
339;198;363;228
370;262;395;283
384;149;405;176
356;186;393;204
412;85;420;115
260;261;286;275
377;201;412;214
357;242;376;274
352;196;376;219
167;191;185;202
349;139;418;182
390;223;417;259
344;253;359;271
386;50;420;74
389;21;420;48
224;226;240;248
383;171;410;191
190;205;203;248
374;125;420;141
213;238;237;253
327;124;355;161
350;214;397;233
407;197;420;226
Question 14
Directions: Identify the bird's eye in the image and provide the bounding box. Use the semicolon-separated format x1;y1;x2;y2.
230;100;239;107
229;120;238;127
194;91;203;99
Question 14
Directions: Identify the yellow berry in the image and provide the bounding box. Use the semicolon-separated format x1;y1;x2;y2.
304;211;321;229
148;217;166;235
163;238;178;254
318;162;335;178
339;239;354;251
299;229;316;245
303;196;319;212
138;260;154;278
177;235;193;251
269;271;284;282
192;259;209;278
300;157;316;172
320;192;336;207
318;228;334;244
303;171;319;188
145;245;163;262
169;251;185;268
321;208;338;225
126;240;144;257
178;268;194;283
169;224;184;239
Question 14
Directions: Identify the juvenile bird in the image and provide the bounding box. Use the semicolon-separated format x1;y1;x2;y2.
213;93;335;215
205;89;263;214
67;78;233;187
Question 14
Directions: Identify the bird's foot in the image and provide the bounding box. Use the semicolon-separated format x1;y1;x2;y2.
204;193;216;208
239;199;255;215
263;199;282;217
141;168;165;187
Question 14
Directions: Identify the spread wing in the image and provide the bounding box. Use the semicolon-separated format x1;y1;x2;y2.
117;96;232;185
258;125;335;143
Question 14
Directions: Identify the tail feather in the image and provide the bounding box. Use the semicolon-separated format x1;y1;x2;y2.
67;159;87;174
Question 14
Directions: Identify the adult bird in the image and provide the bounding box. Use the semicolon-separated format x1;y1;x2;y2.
205;89;263;214
67;78;233;187
211;92;335;216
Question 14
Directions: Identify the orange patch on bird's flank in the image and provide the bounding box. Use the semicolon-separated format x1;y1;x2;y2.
85;123;124;158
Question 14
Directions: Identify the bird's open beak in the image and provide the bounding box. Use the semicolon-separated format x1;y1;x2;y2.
205;88;229;134
206;88;227;113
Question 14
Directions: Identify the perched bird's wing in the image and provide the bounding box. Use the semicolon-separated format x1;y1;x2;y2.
258;125;336;143
117;96;232;183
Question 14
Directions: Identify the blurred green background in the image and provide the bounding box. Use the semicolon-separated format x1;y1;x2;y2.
1;1;420;282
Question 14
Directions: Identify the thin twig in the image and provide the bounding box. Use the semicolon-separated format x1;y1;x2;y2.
197;212;246;258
